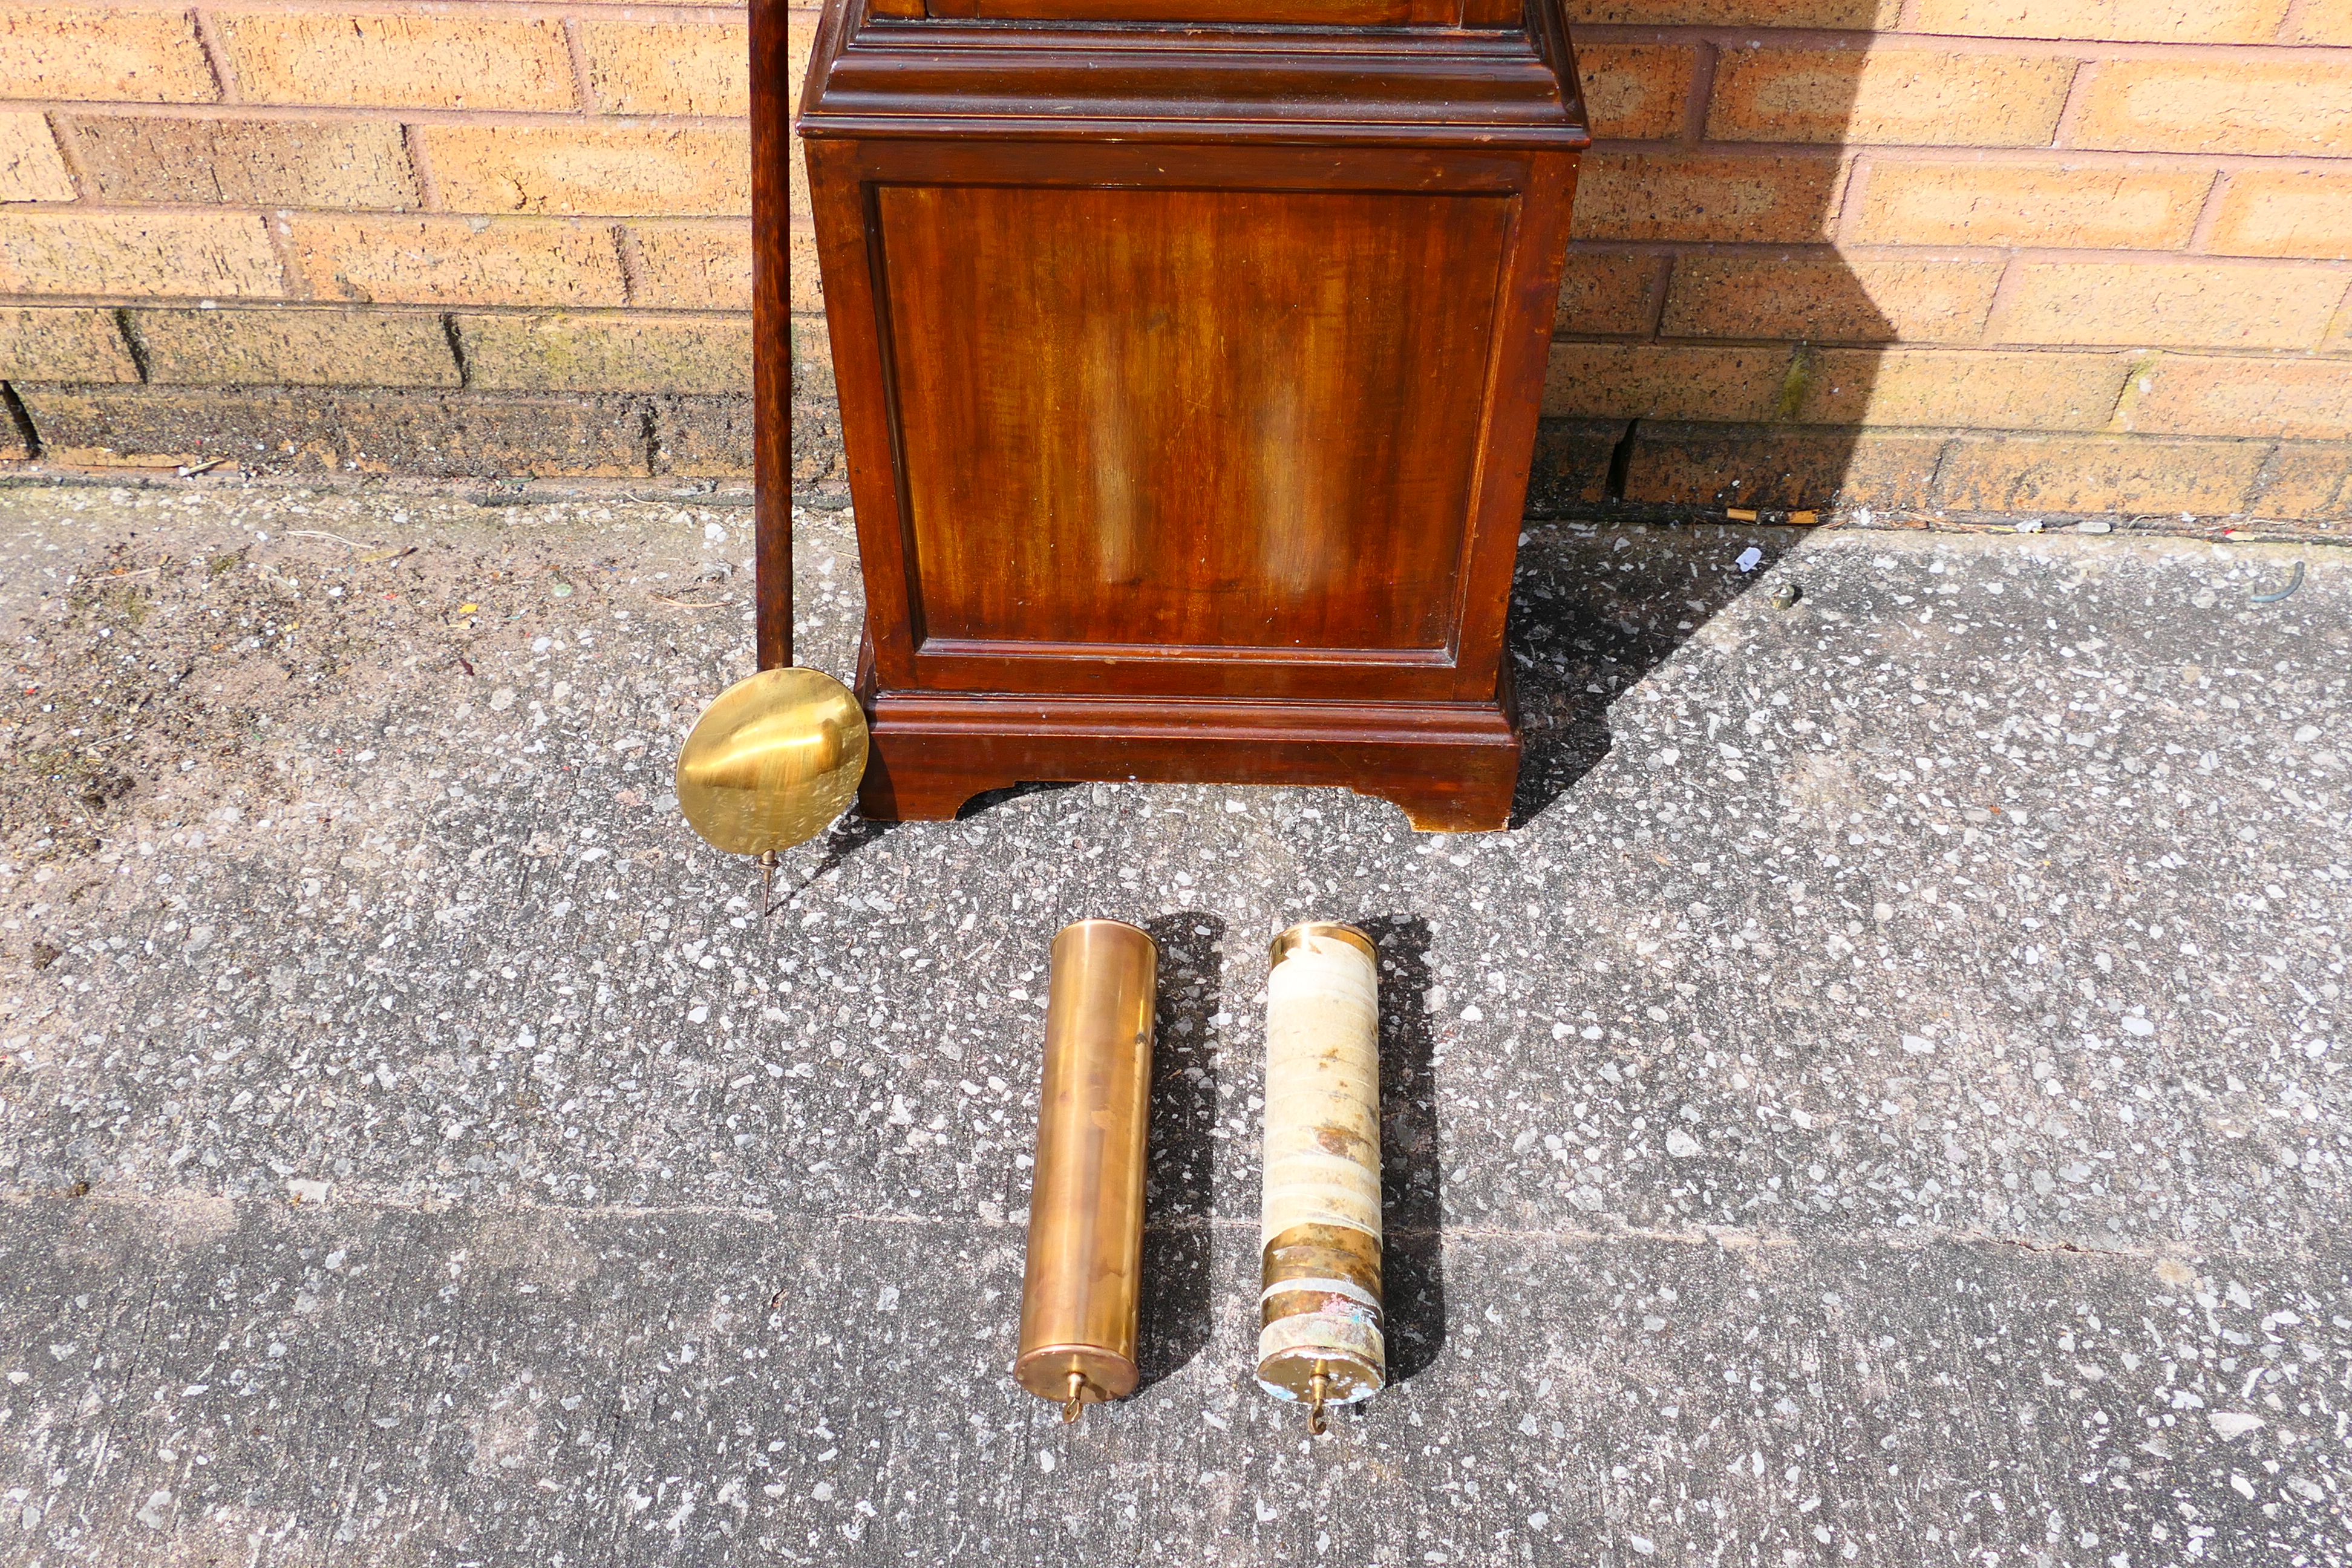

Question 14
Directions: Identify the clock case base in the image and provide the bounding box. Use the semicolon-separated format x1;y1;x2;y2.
786;0;1587;835
854;643;1521;833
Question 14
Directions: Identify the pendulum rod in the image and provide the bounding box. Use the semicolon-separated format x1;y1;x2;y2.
750;0;793;675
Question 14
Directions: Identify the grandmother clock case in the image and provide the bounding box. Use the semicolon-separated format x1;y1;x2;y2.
783;0;1587;831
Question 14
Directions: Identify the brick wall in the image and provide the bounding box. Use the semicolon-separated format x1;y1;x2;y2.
0;2;2344;521
1544;0;2352;522
0;2;802;482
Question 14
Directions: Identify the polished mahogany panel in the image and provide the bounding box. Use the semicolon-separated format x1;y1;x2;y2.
790;0;1586;829
877;183;1509;662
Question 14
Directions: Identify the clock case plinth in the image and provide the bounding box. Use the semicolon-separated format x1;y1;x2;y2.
779;0;1588;830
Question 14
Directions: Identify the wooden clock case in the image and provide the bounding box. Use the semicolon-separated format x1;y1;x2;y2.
776;0;1587;830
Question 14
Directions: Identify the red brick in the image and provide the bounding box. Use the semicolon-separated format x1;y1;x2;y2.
286;218;626;309
1707;48;2076;148
1525;418;1627;511
2246;443;2350;520
1999;262;2349;351
0;307;137;381
217;14;576;113
1564;0;1898;22
1660;255;1999;343
424;126;750;218
15;386;655;478
789;229;823;314
1576;43;1694;142
1798;347;2132;430
1571;152;1848;244
0;6;215;103
1933;432;2268;514
2122;354;2352;440
2204;169;2352;261
1910;0;2292;44
132;308;459;388
652;395;754;478
453;314;750;396
583;21;750;117
0;212;283;298
631;224;753;310
1852;162;2209;250
0;109;70;201
1624;422;1945;509
2288;0;2352;45
66;117;417;209
1554;251;1662;336
2069;59;2352;158
1543;341;1794;421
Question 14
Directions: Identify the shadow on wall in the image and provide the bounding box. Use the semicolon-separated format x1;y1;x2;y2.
1530;42;1892;525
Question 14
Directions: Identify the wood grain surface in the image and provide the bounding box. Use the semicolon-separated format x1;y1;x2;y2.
788;0;1587;828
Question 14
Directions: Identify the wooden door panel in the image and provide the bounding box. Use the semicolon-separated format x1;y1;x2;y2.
872;183;1511;675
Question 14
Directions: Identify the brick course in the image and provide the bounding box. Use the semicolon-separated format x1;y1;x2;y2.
583;23;751;118
425;126;750;218
1658;255;2001;343
215;15;579;113
0;7;215;103
0;2;2340;521
1997;262;2350;350
1705;49;2077;148
1849;162;2212;250
2068;59;2352;157
1575;43;1696;140
2205;169;2352;260
455;314;752;396
285;217;627;308
67;117;419;209
134;307;460;388
1908;0;2293;45
0;307;137;381
0;212;283;298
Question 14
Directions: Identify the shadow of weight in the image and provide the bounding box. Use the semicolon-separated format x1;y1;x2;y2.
1134;911;1224;1390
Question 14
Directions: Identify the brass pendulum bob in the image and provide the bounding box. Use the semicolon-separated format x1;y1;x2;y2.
675;666;867;864
675;0;867;887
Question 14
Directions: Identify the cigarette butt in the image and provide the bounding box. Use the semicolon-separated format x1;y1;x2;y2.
1791;510;1819;526
1725;508;1759;521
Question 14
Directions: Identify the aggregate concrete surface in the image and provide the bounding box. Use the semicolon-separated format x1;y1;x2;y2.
0;480;2344;1567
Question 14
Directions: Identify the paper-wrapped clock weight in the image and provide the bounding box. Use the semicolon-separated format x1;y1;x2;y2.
1256;922;1387;1434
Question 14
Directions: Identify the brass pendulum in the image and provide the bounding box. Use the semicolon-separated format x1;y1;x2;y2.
671;24;866;871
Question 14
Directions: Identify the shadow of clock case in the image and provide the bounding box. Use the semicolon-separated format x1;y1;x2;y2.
794;0;1588;832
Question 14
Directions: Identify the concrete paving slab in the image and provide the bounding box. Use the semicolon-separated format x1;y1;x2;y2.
0;480;2344;1565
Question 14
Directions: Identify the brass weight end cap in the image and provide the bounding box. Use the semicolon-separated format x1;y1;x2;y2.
1269;921;1377;970
1255;1345;1384;1405
1014;1345;1138;1409
675;666;869;856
